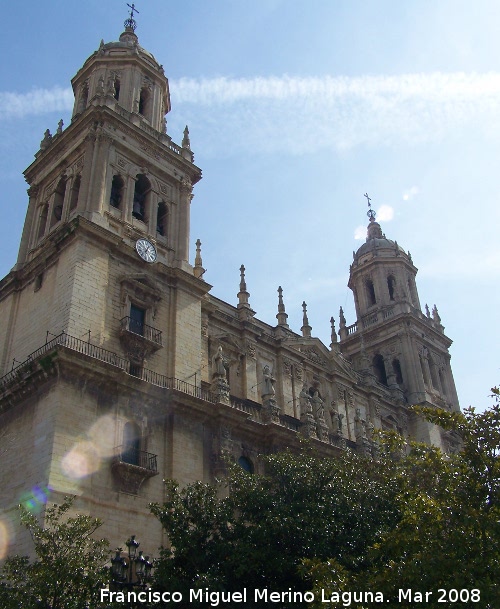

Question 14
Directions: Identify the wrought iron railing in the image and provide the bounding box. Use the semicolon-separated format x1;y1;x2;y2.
0;333;127;388
0;333;319;439
120;316;162;346
0;332;217;405
114;446;158;472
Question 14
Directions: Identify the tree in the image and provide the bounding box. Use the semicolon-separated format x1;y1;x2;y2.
150;445;401;608
0;497;110;609
152;394;500;609
306;393;500;608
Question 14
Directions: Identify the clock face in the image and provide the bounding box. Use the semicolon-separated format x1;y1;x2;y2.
135;238;157;263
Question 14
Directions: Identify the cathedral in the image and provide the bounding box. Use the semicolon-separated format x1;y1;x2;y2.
0;15;460;556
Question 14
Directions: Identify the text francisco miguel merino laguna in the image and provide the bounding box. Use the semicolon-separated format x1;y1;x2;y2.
101;587;457;605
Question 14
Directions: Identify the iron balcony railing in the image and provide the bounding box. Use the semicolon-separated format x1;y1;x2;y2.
120;316;162;346
114;446;158;473
0;332;318;436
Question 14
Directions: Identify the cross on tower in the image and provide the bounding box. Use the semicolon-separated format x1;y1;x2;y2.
127;3;139;19
364;192;376;221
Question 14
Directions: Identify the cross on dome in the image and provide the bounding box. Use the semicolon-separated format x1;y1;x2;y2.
124;2;139;31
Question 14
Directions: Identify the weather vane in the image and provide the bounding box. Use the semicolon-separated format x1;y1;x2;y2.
364;192;376;221
124;3;139;31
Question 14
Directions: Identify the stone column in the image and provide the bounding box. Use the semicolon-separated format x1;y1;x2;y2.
76;130;97;213
124;175;135;222
16;185;40;267
88;131;113;214
177;178;192;263
148;190;158;236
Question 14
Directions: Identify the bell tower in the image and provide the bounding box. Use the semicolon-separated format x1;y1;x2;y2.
16;11;199;275
5;10;205;376
339;199;460;445
0;11;210;555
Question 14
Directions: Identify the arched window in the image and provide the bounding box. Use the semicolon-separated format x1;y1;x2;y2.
123;422;141;466
372;354;387;385
37;204;48;241
366;279;376;306
156;201;168;236
387;275;396;300
69;175;81;212
110;175;125;209
50;178;66;227
392;358;404;385
114;78;121;101
138;87;150;119
132;174;151;222
238;456;254;474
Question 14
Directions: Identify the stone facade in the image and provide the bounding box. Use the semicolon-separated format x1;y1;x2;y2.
0;20;460;557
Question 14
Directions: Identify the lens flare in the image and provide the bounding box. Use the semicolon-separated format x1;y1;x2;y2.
88;415;117;458
0;516;12;559
19;484;52;513
61;440;101;479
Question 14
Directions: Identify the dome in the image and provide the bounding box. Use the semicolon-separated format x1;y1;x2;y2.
94;27;163;72
353;219;408;262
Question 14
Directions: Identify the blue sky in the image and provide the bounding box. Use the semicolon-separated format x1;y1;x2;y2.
1;0;499;411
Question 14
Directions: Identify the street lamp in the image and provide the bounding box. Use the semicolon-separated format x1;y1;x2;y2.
110;535;154;591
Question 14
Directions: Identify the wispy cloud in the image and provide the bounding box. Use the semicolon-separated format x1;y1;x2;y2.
4;72;500;154
0;87;73;120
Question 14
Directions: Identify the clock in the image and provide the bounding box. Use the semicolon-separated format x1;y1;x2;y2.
135;238;157;263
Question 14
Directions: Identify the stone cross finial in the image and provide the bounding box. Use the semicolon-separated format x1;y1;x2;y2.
276;286;289;327
239;265;247;292
237;264;252;311
330;316;337;344
193;239;205;279
339;306;346;327
301;301;312;338
182;125;191;149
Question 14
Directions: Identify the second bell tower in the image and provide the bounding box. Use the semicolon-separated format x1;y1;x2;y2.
339;201;460;444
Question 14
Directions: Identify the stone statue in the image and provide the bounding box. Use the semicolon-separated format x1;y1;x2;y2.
40;129;52;150
299;382;312;415
311;388;325;421
213;345;226;378
262;365;275;397
354;407;366;440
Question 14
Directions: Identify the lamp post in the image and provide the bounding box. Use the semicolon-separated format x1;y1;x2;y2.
110;535;154;598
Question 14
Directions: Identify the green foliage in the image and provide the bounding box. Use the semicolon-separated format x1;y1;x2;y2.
151;447;400;607
152;395;500;609
307;395;500;608
0;496;110;609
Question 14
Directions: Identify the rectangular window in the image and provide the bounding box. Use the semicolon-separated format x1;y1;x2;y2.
129;304;145;336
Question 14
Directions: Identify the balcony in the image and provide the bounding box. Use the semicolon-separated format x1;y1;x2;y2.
120;316;162;345
112;446;159;494
119;316;162;361
114;447;158;472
